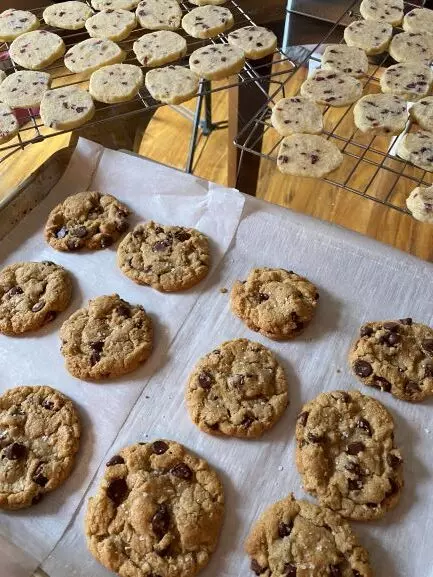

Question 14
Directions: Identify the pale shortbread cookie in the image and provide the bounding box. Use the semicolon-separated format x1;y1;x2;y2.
398;130;433;172
403;8;433;35
300;69;363;107
321;45;369;78
0;104;19;144
353;94;407;135
90;64;143;103
189;44;245;80
145;65;199;104
85;9;136;41
406;186;433;224
410;97;433;132
92;0;139;8
133;31;187;67
277;134;343;178
344;20;392;55
9;30;65;70
182;5;234;39
271;97;323;136
40;86;95;131
380;62;433;101
227;26;277;60
389;32;433;64
136;0;182;30
64;38;125;75
0;9;39;42
0;71;51;109
360;0;403;26
43;2;94;30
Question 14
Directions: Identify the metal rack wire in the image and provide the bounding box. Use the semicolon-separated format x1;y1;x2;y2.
234;0;433;215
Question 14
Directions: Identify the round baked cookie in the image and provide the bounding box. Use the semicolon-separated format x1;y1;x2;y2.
360;0;403;26
321;44;369;78
85;440;224;577
117;220;210;291
181;6;234;39
89;63;143;103
189;44;245;81
277;134;343;179
380;62;433;101
406;186;433;224
186;339;289;438
64;38;126;75
45;190;130;252
245;494;372;577
43;1;94;30
403;8;433;35
133;31;187;67
92;0;139;9
60;294;153;380
40;86;95;131
389;32;433;64
271;96;323;136
9;30;65;70
0;261;72;336
0;9;39;42
344;20;393;55
410;96;433;132
145;65;199;104
353;94;407;135
397;130;433;172
230;268;319;340
296;390;404;520
0;71;51;109
0;105;19;144
227;26;277;60
136;0;182;30
0;385;80;510
349;319;433;402
85;8;136;41
300;69;363;107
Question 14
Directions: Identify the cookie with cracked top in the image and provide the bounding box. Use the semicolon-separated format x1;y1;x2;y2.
344;20;392;55
0;385;80;510
0;261;72;335
300;69;363;107
117;220;210;291
321;44;369;78
45;190;130;252
296;390;404;520
60;294;153;380
181;5;234;39
245;494;372;577
360;0;403;26
85;440;224;577
186;338;289;438
349;319;433;402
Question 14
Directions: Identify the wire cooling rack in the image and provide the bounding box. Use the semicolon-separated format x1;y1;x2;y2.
0;0;297;161
235;0;433;215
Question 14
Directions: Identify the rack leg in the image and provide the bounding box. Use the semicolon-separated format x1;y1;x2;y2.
200;81;213;136
185;81;205;174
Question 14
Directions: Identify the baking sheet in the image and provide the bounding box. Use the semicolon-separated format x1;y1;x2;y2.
0;139;245;575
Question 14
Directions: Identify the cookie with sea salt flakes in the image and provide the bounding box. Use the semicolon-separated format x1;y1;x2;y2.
43;1;94;30
360;0;403;26
389;31;433;64
136;0;182;30
227;26;277;60
300;69;363;107
380;62;433;101
353;94;407;135
181;5;234;39
145;65;199;104
403;8;433;35
189;44;245;81
410;96;433;132
344;20;392;55
406;185;433;224
0;104;18;145
133;30;187;67
85;8;136;41
271;96;323;136
64;38;126;75
397;130;433;171
277;134;343;179
40;86;95;131
0;9;39;42
91;0;138;9
0;71;51;109
9;30;65;71
89;63;143;103
321;45;369;78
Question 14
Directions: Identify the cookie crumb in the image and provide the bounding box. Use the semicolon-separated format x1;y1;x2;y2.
219;287;228;294
278;465;284;471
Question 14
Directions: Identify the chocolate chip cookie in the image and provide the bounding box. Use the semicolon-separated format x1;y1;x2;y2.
45;191;130;252
0;261;72;336
245;494;372;577
60;294;153;380
117;221;210;292
230;268;319;340
0;385;80;510
349;319;433;402
186;338;289;438
85;440;224;577
296;390;404;521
